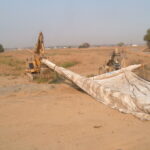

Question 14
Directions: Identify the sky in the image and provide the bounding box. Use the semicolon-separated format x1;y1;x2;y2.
0;0;150;48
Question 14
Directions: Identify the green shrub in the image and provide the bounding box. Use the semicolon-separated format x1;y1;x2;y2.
60;61;79;68
144;29;150;48
117;42;124;47
48;73;64;84
79;43;90;48
34;77;50;83
33;71;64;84
0;44;4;53
86;74;95;77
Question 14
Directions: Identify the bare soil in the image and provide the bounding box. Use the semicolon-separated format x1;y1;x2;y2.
0;46;150;150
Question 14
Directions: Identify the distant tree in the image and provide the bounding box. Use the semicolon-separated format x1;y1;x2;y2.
117;42;124;47
79;43;90;48
144;29;150;49
0;44;4;53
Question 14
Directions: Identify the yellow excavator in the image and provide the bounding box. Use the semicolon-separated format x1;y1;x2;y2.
25;32;47;79
98;48;126;74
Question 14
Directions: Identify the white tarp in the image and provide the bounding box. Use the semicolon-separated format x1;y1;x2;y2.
42;59;150;120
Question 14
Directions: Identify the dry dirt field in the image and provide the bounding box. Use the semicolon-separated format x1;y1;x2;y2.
0;46;150;150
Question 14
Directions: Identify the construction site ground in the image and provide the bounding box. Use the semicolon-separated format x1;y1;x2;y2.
0;46;150;150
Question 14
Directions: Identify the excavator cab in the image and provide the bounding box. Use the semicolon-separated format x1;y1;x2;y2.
26;57;41;73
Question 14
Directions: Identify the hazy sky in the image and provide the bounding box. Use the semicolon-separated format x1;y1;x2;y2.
0;0;150;48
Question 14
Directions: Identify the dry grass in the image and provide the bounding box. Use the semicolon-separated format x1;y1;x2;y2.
0;55;25;76
125;56;150;81
60;61;80;68
0;47;149;82
135;64;150;81
33;71;64;84
0;55;24;66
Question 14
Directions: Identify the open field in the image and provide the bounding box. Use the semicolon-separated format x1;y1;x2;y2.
0;46;150;150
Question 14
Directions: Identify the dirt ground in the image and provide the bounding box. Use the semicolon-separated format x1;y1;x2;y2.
0;46;150;150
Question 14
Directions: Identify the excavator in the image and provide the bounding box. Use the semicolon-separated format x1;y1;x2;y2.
98;48;125;74
25;32;48;80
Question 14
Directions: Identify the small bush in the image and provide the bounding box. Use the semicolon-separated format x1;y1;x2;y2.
117;42;124;47
48;73;64;84
144;29;150;48
79;43;90;48
34;77;49;83
60;61;79;68
0;44;4;53
33;70;64;84
86;74;95;77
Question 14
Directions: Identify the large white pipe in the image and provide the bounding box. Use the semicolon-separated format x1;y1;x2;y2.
41;59;150;120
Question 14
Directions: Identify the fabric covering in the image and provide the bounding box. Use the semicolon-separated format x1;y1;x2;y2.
42;59;150;120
